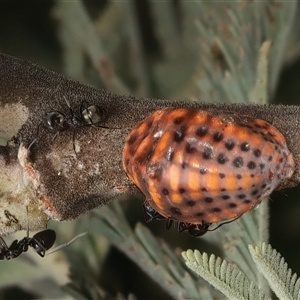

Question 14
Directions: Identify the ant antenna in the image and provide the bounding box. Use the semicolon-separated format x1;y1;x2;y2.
207;215;242;232
45;231;88;256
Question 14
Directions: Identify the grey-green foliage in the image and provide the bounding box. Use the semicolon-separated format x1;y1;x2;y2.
66;201;224;300
53;1;297;101
250;244;300;300
183;1;297;103
182;249;269;300
181;243;300;300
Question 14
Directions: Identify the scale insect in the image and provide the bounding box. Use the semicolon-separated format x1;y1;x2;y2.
123;107;295;236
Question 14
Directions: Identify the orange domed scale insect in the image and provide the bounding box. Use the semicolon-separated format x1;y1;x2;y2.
122;108;295;236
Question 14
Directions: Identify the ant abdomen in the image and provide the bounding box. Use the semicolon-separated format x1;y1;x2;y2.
43;111;68;131
29;229;56;256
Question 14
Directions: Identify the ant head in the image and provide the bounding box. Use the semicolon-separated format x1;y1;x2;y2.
64;97;105;127
187;223;211;237
178;221;211;237
81;105;105;125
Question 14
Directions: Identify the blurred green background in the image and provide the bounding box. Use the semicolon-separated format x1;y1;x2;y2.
1;1;300;299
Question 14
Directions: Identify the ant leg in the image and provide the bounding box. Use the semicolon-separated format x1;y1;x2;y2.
26;206;30;238
27;139;37;152
72;128;77;153
27;120;43;152
45;231;88;256
165;219;173;230
0;237;8;250
63;96;76;124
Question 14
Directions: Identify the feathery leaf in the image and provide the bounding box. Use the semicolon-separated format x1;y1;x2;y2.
182;249;269;300
249;243;300;300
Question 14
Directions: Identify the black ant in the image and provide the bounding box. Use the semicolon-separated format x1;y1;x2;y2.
40;97;116;152
0;229;87;260
42;99;103;133
143;203;240;237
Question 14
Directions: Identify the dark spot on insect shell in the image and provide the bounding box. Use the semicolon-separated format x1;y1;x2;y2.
170;207;182;215
174;126;186;143
219;173;225;178
204;197;213;203
222;195;230;200
136;153;148;164
146;150;154;160
211;207;222;213
174;117;184;124
228;203;237;208
253;149;261;157
237;194;246;199
162;188;169;195
127;135;137;145
200;168;207;175
236;174;242;179
243;199;252;204
185;199;196;206
217;153;228;164
182;162;187;169
259;164;265;170
196;126;208;137
251;189;259;196
233;157;243;168
225;140;235;150
185;143;196;154
179;188;185;193
203;148;213;159
240;143;250;151
195;212;205;217
213;132;224;142
247;161;256;169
